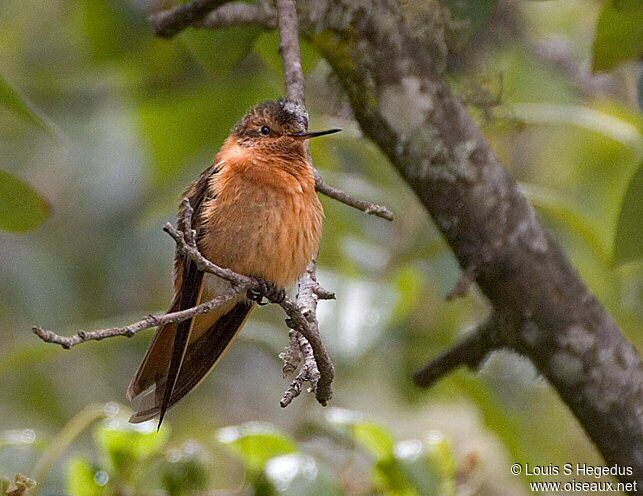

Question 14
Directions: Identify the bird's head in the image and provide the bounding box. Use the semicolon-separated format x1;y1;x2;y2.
232;99;340;152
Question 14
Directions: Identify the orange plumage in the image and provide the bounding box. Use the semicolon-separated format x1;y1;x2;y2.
127;99;337;425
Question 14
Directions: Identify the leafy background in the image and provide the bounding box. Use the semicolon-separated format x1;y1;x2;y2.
0;0;641;494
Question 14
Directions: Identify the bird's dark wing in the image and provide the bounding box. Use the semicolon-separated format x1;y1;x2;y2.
128;300;252;423
157;164;223;429
127;164;219;427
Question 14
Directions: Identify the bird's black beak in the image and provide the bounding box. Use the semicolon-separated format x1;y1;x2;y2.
289;128;341;139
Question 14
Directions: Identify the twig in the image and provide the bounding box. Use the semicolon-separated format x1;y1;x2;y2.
314;171;394;221
33;290;241;349
277;0;305;104
280;332;320;407
280;330;303;377
446;265;477;300
413;317;497;387
274;0;339;406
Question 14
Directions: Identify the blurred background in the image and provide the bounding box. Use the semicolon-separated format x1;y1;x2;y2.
0;0;641;494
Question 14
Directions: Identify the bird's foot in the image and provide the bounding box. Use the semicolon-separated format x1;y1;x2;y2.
247;278;286;306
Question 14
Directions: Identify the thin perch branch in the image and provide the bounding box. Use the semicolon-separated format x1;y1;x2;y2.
33;290;242;350
274;0;335;405
33;197;336;407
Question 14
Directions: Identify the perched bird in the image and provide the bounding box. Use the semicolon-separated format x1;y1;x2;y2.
127;99;339;426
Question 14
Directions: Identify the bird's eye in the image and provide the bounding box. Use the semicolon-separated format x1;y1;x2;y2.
260;126;270;136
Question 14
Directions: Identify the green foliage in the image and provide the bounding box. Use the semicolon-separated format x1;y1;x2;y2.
94;418;169;474
0;75;53;133
161;443;209;496
614;162;643;264
66;459;107;496
1;1;641;495
326;409;457;496
216;422;297;472
179;27;263;78
592;0;643;72
0;411;452;495
73;0;145;63
64;416;177;496
0;170;49;233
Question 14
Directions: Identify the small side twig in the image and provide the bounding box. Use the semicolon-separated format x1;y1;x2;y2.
413;316;499;388
315;172;394;221
280;331;320;407
446;265;478;300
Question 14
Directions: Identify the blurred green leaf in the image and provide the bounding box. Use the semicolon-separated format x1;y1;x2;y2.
66;458;107;496
179;27;263;77
353;422;396;460
95;418;169;474
265;454;343;496
161;442;209;496
0;170;49;233
0;75;54;134
521;182;610;263
326;409;395;459
513;103;643;155
74;0;144;63
216;422;297;472
592;0;643;72
372;457;418;496
325;410;457;496
614;162;643;264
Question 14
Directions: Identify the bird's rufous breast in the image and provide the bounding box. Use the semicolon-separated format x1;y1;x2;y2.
199;144;323;288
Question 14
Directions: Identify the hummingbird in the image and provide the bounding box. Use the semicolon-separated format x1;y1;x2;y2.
127;99;340;426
